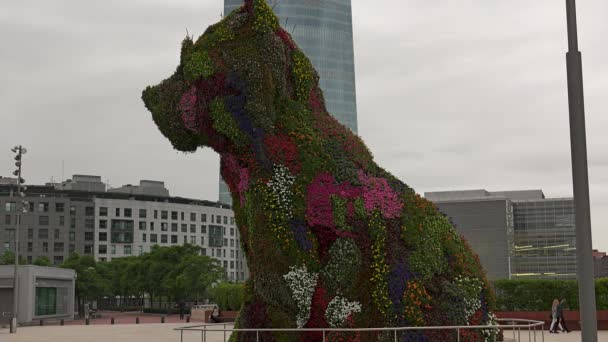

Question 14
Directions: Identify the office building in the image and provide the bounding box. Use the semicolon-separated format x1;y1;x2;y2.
425;189;576;280
0;265;75;324
220;0;359;204
593;249;608;278
0;175;248;282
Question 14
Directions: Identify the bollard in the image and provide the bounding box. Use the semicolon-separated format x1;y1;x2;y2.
60;319;64;326
39;320;43;326
161;316;165;324
85;318;90;325
186;315;190;323
111;317;115;325
136;317;140;324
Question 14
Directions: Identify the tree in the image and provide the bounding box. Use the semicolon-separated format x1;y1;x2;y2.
61;253;110;316
0;250;26;265
32;256;52;266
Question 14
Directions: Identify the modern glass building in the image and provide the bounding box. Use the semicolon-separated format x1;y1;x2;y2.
426;190;577;280
511;198;577;279
220;0;359;204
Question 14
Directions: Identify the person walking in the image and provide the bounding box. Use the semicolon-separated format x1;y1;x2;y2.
550;299;560;333
557;299;570;333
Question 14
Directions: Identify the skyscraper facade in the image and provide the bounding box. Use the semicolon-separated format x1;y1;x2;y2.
220;0;358;204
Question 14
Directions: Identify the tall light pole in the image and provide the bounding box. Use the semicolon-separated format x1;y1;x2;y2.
9;145;28;334
565;1;597;341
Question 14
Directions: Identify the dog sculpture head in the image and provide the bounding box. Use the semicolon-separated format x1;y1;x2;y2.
142;0;320;155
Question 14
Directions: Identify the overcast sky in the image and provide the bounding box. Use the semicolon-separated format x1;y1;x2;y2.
1;1;607;248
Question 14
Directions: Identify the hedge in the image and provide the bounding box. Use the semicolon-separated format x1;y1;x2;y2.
493;278;608;311
209;283;244;311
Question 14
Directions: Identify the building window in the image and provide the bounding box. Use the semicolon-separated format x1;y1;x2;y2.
154;210;158;219
142;233;147;242
161;235;168;243
84;245;93;254
85;207;94;216
28;228;33;239
201;214;207;222
171;211;178;220
99;219;107;229
161;223;168;231
115;208;120;217
59;216;65;226
36;287;57;316
85;219;94;229
99;232;107;242
54;229;61;239
99;245;107;254
39;216;49;226
70;206;76;216
230;228;235;236
69;231;75;241
85;232;94;241
171;235;178;244
5;215;10;225
223;216;227;224
139;221;146;230
202;248;207;256
150;222;155;231
211;215;214;223
111;245;116;255
150;234;157;243
217;215;221;224
224;238;228;247
124;245;132;255
5;202;16;212
138;245;143;255
54;242;64;253
70;217;76;229
110;220;134;243
139;209;147;218
27;242;33;252
231;249;235;258
230;217;235;225
230;261;234;269
208;226;224;247
55;203;65;212
42;242;49;252
201;236;205;245
190;224;196;233
38;202;49;212
124;208;132;218
39;229;49;239
201;225;207;234
99;207;108;216
190;236;196;244
190;213;196;221
171;223;178;232
181;224;187;233
230;239;234;247
161;210;168;219
181;212;185;221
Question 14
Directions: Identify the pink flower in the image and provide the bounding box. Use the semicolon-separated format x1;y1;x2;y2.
358;171;402;218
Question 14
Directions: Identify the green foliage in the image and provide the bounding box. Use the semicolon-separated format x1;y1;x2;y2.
211;98;248;146
493;279;580;311
0;250;25;265
183;50;215;81
291;50;314;101
32;256;52;266
61;253;110;303
407;216;448;280
369;211;391;316
209;283;245;310
252;0;279;33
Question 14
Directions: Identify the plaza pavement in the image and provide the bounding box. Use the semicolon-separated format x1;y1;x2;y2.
1;324;608;342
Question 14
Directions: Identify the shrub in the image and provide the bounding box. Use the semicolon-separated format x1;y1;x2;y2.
209;283;245;311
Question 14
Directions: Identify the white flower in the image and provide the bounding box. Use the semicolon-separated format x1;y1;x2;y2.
267;164;296;217
325;296;362;328
284;265;318;328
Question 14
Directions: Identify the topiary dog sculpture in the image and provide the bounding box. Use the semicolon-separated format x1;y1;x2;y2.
142;1;498;341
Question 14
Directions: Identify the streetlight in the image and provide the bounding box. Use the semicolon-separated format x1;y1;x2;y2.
565;1;597;341
10;145;28;334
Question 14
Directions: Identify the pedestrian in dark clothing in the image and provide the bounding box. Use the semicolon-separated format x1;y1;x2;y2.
178;301;185;320
557;299;570;333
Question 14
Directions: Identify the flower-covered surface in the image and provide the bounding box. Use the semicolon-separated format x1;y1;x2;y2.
142;1;499;341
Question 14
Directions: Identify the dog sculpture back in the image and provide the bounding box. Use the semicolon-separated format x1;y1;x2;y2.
142;1;498;341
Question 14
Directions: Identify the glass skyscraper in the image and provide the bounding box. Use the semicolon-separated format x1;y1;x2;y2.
220;0;359;204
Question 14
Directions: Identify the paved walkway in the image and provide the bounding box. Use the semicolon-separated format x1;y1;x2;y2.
1;325;607;342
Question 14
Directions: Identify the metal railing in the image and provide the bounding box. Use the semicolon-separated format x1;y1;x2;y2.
175;318;544;342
